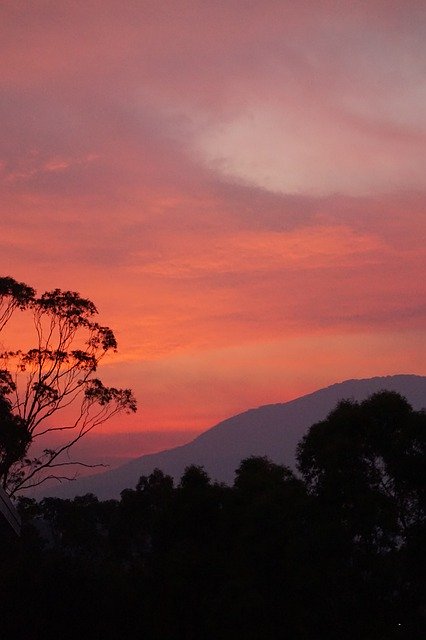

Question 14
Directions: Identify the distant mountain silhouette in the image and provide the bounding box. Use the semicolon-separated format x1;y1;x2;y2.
39;375;426;500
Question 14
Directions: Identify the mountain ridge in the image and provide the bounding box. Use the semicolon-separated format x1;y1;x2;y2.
38;374;426;500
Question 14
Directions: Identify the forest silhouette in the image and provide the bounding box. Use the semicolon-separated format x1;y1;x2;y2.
0;391;424;640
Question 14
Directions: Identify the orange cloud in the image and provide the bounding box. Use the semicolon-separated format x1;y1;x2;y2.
0;1;424;444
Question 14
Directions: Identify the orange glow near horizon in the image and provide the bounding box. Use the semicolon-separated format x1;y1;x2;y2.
1;2;425;457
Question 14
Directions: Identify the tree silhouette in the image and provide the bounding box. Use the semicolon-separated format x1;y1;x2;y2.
0;276;35;332
0;276;137;496
296;391;426;637
10;422;426;640
0;393;30;484
297;391;426;549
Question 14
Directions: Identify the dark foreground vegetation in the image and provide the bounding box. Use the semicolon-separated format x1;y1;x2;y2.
1;391;425;640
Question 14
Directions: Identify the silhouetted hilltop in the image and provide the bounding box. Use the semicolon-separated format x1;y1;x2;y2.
39;374;426;499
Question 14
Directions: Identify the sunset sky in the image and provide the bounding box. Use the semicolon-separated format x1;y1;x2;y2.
1;1;425;461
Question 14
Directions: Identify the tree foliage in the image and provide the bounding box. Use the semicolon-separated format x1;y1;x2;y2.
0;276;35;332
297;391;426;550
0;276;136;495
5;393;425;640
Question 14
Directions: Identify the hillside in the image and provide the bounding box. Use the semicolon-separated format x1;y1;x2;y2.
39;374;426;500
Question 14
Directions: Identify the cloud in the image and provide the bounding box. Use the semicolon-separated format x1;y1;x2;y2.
0;1;424;434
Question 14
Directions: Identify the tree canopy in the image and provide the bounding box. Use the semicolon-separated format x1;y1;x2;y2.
3;391;424;639
297;390;426;550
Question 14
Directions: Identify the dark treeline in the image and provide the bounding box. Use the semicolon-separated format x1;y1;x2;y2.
1;391;425;640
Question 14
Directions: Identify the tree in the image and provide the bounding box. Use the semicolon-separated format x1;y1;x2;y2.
0;393;30;483
297;391;426;550
234;455;298;495
0;276;136;496
0;276;35;332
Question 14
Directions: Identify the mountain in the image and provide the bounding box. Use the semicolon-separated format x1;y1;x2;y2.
40;374;426;500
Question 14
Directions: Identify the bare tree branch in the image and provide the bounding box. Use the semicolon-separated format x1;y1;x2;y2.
0;281;137;496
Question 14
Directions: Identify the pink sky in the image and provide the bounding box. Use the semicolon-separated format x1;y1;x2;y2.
1;1;425;459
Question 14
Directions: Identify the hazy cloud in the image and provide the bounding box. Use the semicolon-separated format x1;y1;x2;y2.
1;1;424;437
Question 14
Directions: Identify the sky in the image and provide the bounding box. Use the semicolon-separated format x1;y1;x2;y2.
1;1;425;463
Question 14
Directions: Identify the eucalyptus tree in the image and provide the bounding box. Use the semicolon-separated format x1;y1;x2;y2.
0;276;136;496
